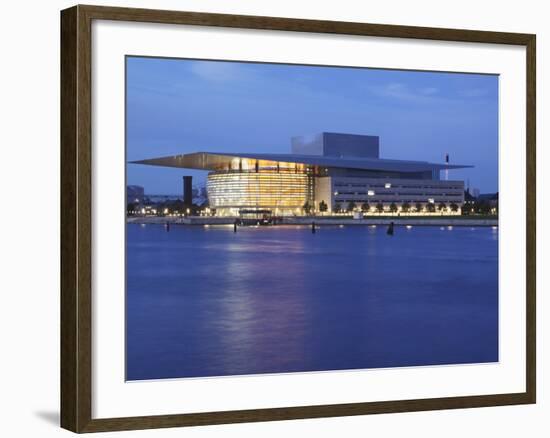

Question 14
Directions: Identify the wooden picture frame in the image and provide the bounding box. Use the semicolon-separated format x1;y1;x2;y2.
61;4;536;433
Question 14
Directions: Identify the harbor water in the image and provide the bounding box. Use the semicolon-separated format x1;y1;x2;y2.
126;224;498;380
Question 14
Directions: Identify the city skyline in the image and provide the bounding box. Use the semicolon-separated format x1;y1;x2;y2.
127;56;499;194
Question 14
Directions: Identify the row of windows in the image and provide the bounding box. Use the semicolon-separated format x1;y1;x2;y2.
335;199;462;204
335;191;463;196
334;183;463;190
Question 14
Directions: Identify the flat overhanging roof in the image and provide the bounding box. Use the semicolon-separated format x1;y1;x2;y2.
130;151;473;173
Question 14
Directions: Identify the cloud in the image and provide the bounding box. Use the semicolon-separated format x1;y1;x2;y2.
368;82;440;103
420;87;439;95
189;61;252;83
460;88;489;98
368;82;492;106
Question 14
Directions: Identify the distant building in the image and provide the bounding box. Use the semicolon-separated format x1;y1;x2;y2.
478;192;499;208
198;185;208;198
127;185;144;205
464;189;477;202
145;194;181;203
132;132;472;216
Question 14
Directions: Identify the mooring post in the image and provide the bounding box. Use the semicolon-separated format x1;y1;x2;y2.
312;221;316;234
234;219;238;233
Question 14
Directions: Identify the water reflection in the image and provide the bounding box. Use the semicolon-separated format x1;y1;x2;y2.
214;236;310;375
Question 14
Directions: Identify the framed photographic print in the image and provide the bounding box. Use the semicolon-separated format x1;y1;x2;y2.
60;4;536;433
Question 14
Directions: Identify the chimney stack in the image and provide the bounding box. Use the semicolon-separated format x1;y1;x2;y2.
182;176;192;206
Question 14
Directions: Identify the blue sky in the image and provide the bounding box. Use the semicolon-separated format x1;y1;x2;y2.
126;56;498;194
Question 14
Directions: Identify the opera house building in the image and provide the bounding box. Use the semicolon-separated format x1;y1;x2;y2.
133;132;471;216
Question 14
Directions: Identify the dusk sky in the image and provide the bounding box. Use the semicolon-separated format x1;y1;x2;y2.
126;56;498;194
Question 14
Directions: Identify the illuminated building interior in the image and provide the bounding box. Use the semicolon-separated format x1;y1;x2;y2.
207;171;312;216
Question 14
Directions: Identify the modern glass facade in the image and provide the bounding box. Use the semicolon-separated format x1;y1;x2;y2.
207;171;312;215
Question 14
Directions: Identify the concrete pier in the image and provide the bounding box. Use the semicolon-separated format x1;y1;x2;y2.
283;216;498;227
127;216;498;227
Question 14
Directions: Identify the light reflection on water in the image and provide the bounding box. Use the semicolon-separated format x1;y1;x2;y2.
126;224;498;380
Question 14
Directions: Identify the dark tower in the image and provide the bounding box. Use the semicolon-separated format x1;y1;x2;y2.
182;176;193;206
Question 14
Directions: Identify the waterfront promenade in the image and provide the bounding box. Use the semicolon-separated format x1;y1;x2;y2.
127;215;498;227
